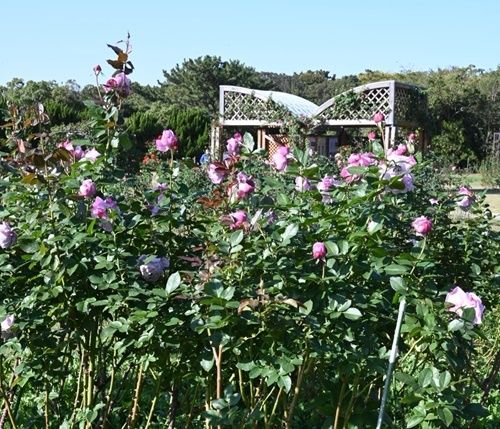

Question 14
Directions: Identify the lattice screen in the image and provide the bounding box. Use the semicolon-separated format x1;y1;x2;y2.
224;92;277;121
318;87;391;122
394;86;426;126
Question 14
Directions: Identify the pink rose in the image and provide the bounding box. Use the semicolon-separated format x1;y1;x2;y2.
368;131;377;141
93;65;102;74
226;137;240;156
272;153;288;171
445;286;485;324
373;112;385;124
458;186;474;197
457;196;474;209
295;176;311;192
340;167;360;184
228;210;247;230
412;216;432;236
58;139;74;153
1;314;14;332
408;132;416;142
312;242;327;260
0;222;17;249
91;196;117;220
387;144;407;156
156;129;178;152
79;179;97;198
348;152;376;167
233;132;242;143
103;72;131;97
207;163;226;184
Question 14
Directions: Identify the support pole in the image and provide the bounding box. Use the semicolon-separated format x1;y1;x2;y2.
376;298;406;429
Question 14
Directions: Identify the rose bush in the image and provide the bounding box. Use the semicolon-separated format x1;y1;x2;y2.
0;44;498;429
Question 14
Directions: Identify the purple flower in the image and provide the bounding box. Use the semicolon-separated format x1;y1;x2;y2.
0;222;17;249
79;179;97;198
74;146;85;160
347;152;376;167
295;176;311;192
226;138;240;156
312;242;327;260
1;315;14;332
412;216;432;236
457;187;475;210
272;145;290;172
156;129;178;152
139;256;170;283
445;286;485;324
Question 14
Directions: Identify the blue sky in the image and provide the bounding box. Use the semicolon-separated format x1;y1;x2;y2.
1;0;498;87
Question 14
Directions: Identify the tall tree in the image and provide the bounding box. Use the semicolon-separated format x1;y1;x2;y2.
160;56;273;116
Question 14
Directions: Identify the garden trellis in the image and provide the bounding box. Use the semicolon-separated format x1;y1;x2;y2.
212;80;427;156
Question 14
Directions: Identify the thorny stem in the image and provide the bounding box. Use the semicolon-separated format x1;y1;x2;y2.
128;363;144;429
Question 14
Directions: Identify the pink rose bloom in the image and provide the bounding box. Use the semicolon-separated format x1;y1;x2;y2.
276;145;289;156
103;72;131;97
412;216;432;236
317;176;340;192
312;242;327;260
139;256;170;283
387;144;407;156
153;183;168;191
295;176;311;192
445;286;485;324
458;186;474;197
348;152;376;167
91;196;117;220
272;153;288;171
229;210;247;230
74;146;85;160
408;132;416;142
373;112;385;123
79;179;97;198
207;163;226;184
233;132;242;143
367;131;377;141
457;196;474;209
226;137;240;156
58;139;75;153
156;129;178;152
340;167;360;184
1;315;14;332
0;222;17;249
83;148;101;163
235;172;255;199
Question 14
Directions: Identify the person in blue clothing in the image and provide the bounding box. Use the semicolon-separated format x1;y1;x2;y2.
199;148;210;165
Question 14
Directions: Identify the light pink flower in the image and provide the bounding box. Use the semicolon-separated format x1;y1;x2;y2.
445;286;485;324
83;148;101;162
295;176;311;192
233;132;242;143
312;242;327;260
58;139;75;153
228;210;247;230
458;186;474;197
317;176;339;192
79;179;97;198
1;315;14;332
412;216;432;236
340;167;360;184
91;196;117;220
156;129;178;152
373;112;385;123
207;163;226;184
0;222;17;249
228;172;255;200
387;144;407;156
408;132;416;142
348;152;376;167
367;131;377;141
226;137;241;156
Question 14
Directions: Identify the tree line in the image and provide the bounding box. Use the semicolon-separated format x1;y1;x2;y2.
1;56;499;167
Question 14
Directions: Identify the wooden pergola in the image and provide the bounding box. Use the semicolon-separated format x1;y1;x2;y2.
211;80;427;157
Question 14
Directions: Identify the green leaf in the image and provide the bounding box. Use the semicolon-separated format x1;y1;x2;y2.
299;300;313;315
385;264;409;275
343;307;362;320
418;367;433;388
281;223;298;244
229;230;244;247
325;241;339;256
242;132;255;152
437;408;453;427
165;272;181;294
390;277;406;293
278;375;292;393
407;412;426;428
448;319;464;332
